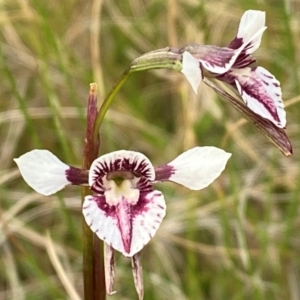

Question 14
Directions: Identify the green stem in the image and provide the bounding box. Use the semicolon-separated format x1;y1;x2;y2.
92;49;182;143
93;68;132;143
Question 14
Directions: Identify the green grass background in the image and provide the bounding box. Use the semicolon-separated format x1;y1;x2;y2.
1;0;300;299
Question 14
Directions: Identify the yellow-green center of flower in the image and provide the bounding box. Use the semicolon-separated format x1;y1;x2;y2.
104;178;140;206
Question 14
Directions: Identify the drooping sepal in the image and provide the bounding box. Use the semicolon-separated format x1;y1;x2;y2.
230;67;286;128
104;244;116;295
131;253;144;300
181;51;203;94
203;78;292;156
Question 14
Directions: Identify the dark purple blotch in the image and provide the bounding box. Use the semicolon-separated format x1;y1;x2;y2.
66;167;89;185
154;164;175;182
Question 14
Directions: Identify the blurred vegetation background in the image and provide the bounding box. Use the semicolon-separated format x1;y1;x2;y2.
1;0;300;299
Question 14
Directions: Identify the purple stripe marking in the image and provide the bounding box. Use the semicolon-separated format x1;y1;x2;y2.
91;156;153;193
154;164;175;182
94;191;152;255
218;70;281;123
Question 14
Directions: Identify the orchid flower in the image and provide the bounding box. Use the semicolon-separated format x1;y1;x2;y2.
14;147;231;298
180;10;286;129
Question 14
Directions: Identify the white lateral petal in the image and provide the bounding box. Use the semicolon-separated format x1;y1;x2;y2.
181;51;202;94
237;10;266;54
167;147;231;190
14;149;70;196
233;67;286;128
82;191;166;257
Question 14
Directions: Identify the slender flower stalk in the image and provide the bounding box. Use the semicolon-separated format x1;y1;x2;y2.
92;49;184;145
93;68;132;144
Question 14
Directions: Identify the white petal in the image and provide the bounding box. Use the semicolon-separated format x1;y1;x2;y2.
130;191;166;255
14;149;70;196
236;10;266;54
233;67;286;128
167;147;231;190
89;150;155;191
82;191;166;257
181;51;202;94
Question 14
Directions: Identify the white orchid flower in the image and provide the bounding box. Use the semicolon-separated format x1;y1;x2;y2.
14;147;231;257
180;10;286;129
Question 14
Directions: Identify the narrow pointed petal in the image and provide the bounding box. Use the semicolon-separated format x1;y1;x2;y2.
131;253;144;300
82;191;166;257
231;67;286;128
104;244;116;295
155;147;231;190
229;10;266;54
14;150;71;196
181;51;202;94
